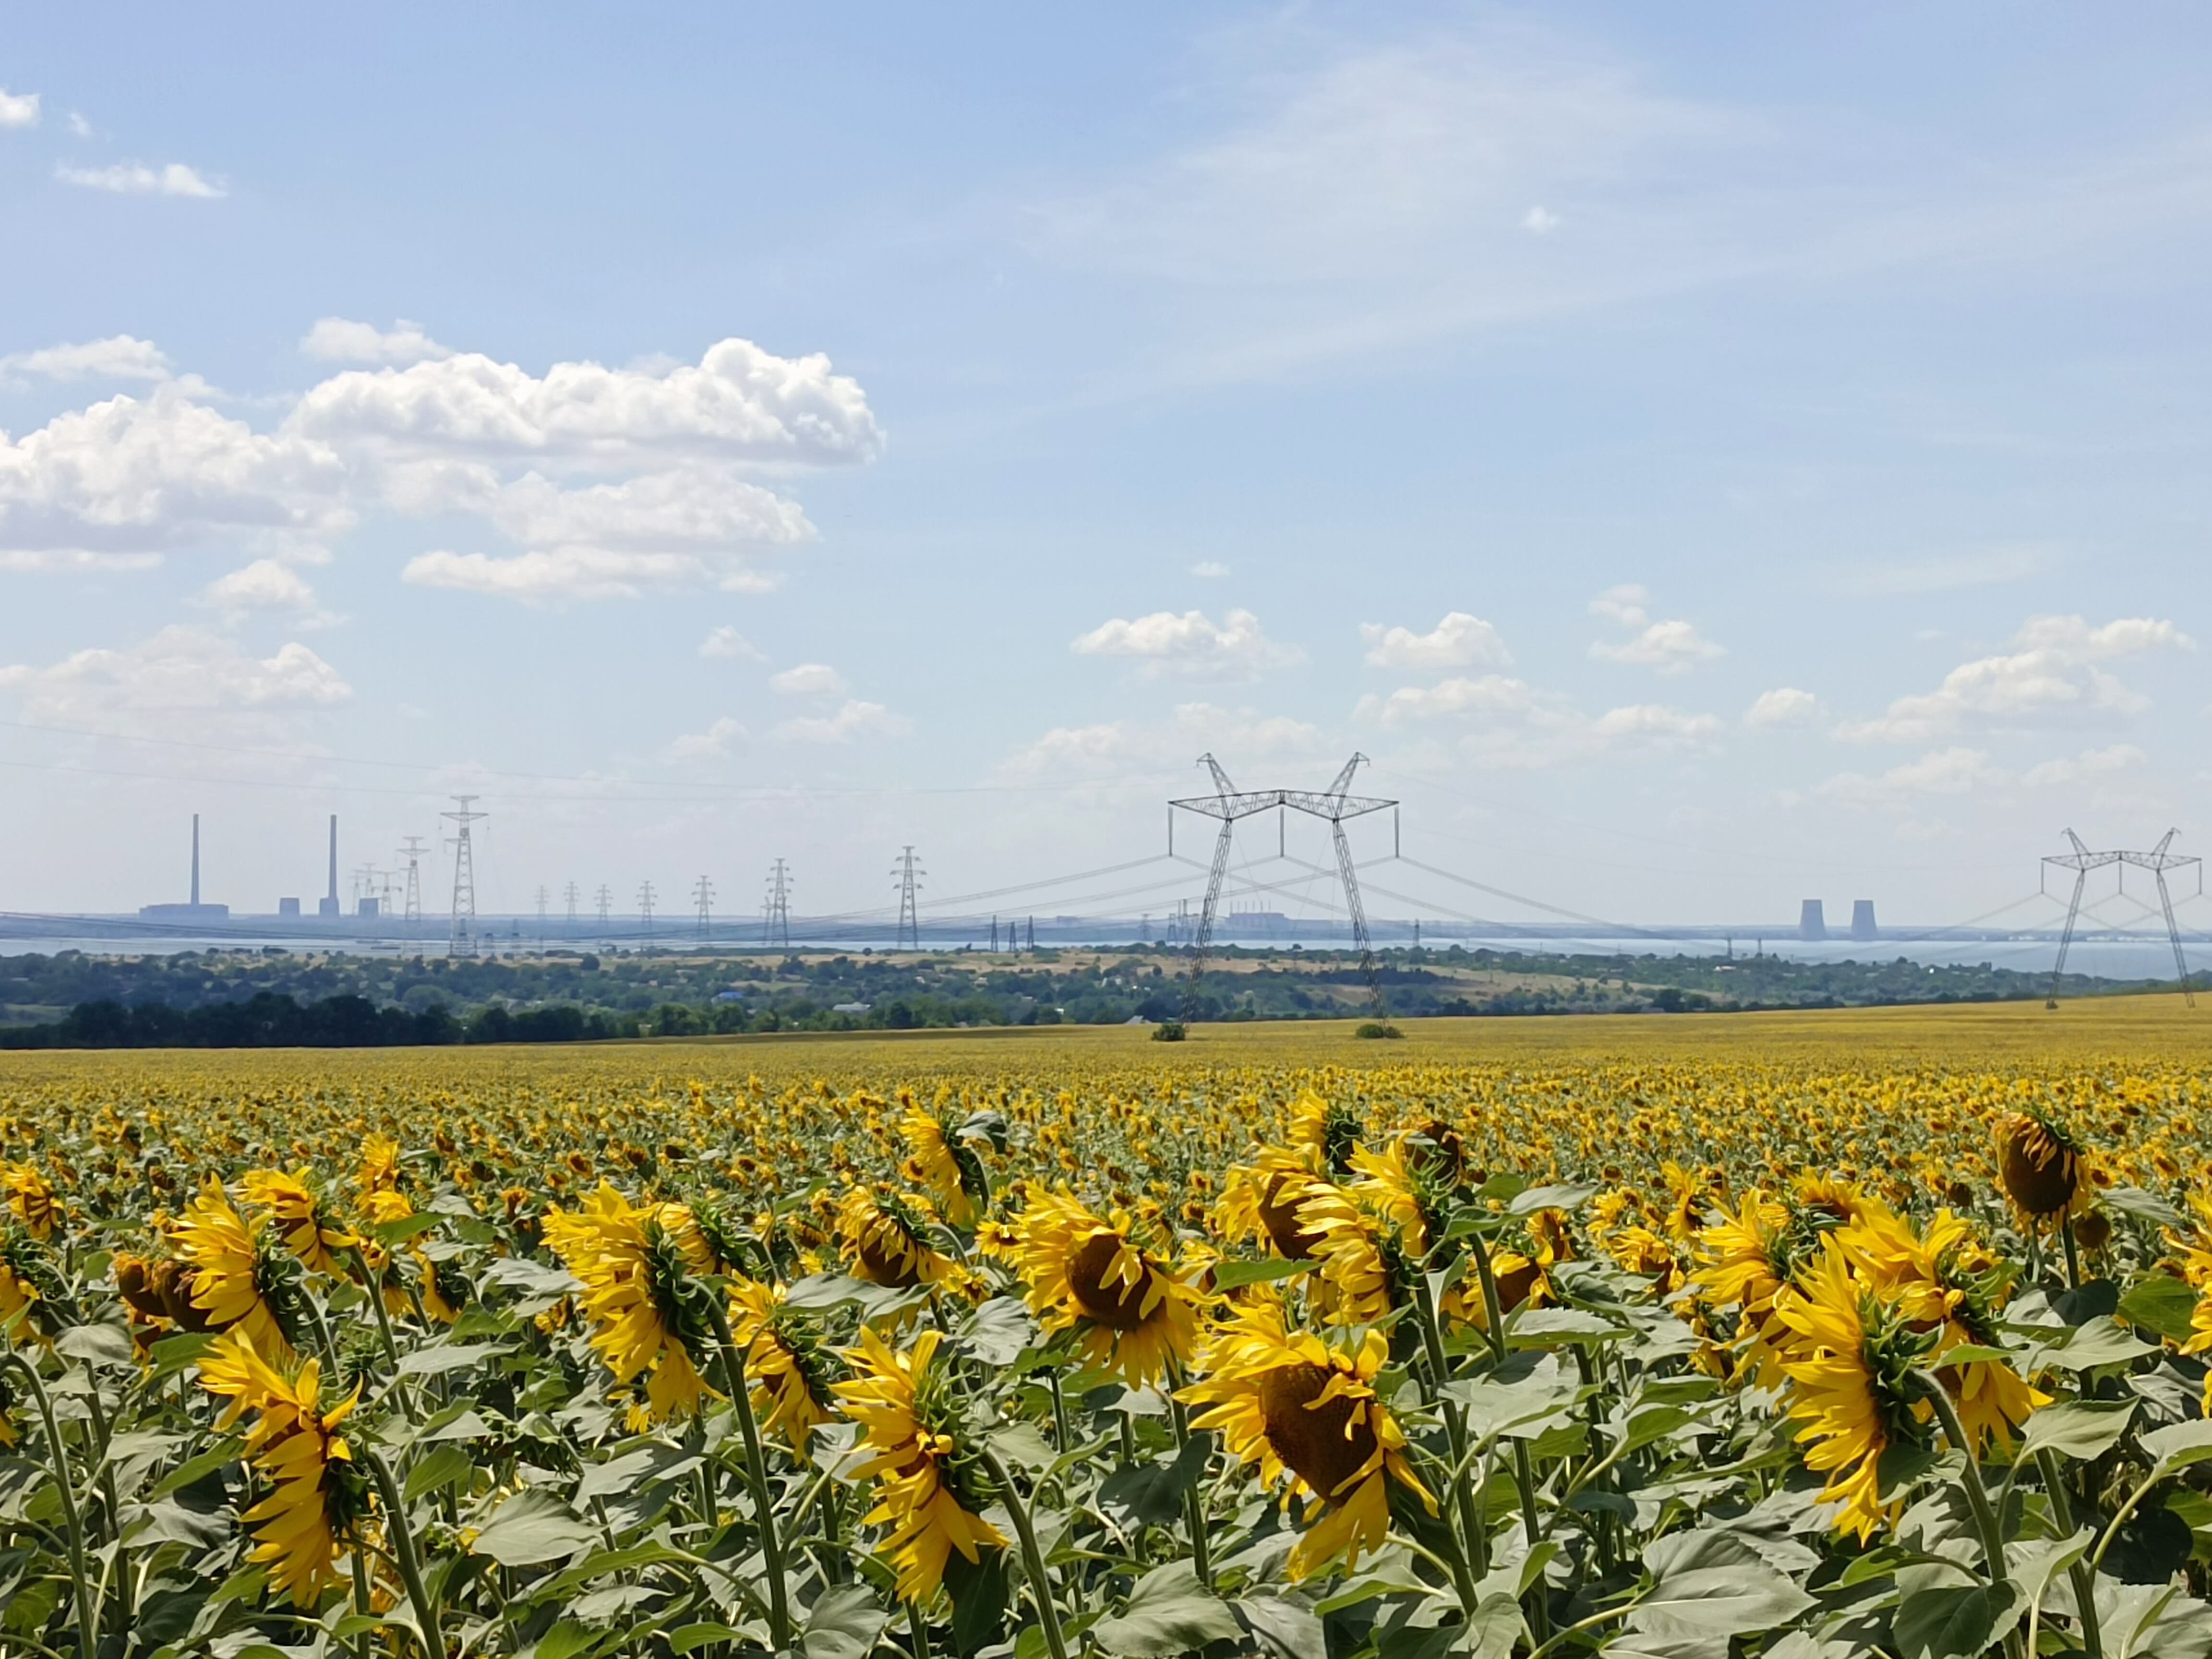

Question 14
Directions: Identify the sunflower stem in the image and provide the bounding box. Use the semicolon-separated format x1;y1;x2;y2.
349;1244;418;1422
974;1442;1070;1659
1047;1368;1072;1455
0;1353;96;1659
904;1593;933;1659
2060;1214;2082;1291
1163;1364;1214;1591
1918;1372;2023;1659
2034;1449;2103;1659
1465;1231;1549;1643
1407;1269;1481;1614
360;1446;449;1659
701;1295;794;1652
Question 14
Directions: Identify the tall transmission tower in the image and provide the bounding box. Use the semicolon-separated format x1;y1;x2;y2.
397;837;426;925
535;885;550;943
693;875;714;940
891;846;925;951
2044;829;2201;1009
637;880;657;938
443;795;487;959
595;884;613;935
763;860;793;948
1170;753;1395;1024
563;881;580;933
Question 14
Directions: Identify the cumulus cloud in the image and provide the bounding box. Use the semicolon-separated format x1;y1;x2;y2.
1071;607;1303;678
0;625;349;735
0;333;881;600
1190;560;1230;578
1815;746;2005;805
2021;743;2150;788
1;335;171;382
300;318;452;366
1521;205;1560;234
1745;686;1822;728
698;625;764;661
769;662;847;697
1360;668;1717;768
772;699;908;744
0;89;40;129
1002;701;1326;781
202;558;330;624
664;716;749;761
1587;584;1723;673
1834;614;2192;744
1360;611;1509;671
57;161;223;198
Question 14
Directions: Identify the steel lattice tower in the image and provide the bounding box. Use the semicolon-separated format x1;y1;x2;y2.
763;859;793;948
442;796;486;959
595;884;613;935
2044;828;2201;1008
892;846;925;951
535;885;549;941
637;880;657;938
1170;753;1396;1024
397;837;426;924
564;881;580;932
693;875;714;940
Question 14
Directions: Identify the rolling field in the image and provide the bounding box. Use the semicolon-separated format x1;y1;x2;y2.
0;995;2207;1657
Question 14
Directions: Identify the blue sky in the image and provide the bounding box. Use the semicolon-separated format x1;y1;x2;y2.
1;2;2208;931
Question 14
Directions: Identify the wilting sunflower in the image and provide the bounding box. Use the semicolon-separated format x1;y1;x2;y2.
1772;1238;1934;1542
0;1163;61;1241
198;1327;369;1607
899;1101;988;1229
728;1275;841;1452
543;1183;719;1426
1995;1111;2091;1220
1179;1301;1435;1579
1011;1188;1199;1385
837;1188;960;1292
240;1168;361;1276
834;1326;1007;1601
169;1180;298;1359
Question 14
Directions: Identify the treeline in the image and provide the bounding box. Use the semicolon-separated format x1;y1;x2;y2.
0;993;627;1050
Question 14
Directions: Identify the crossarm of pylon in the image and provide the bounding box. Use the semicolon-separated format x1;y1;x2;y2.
1171;790;1291;820
1280;792;1396;820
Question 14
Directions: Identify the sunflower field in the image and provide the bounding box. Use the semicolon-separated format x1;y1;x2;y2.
1;1006;2211;1659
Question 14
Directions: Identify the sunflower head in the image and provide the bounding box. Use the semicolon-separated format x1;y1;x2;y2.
837;1188;958;1291
900;1105;990;1229
1289;1094;1362;1177
1995;1110;2090;1218
1013;1188;1198;1384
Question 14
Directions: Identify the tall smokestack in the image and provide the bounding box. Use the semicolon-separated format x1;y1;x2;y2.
191;814;201;906
327;815;338;904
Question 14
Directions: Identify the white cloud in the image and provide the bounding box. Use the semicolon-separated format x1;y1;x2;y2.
57;161;224;198
1816;747;2006;806
1360;670;1717;768
0;625;349;731
1071;606;1303;678
202;558;327;622
0;336;170;383
1190;560;1230;578
1366;673;1555;726
1521;205;1560;234
769;662;847;697
664;716;749;761
1588;584;1723;673
773;698;908;744
1745;686;1822;728
300;318;452;366
1835;613;2193;744
401;547;705;602
0;89;39;129
698;625;764;661
2021;743;2150;788
1589;704;1722;742
1002;701;1326;781
66;111;91;139
1360;610;1509;671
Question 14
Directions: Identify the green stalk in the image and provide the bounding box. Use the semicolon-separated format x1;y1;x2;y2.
1919;1374;2024;1659
1163;1370;1215;1591
2060;1215;2082;1292
2034;1449;2103;1659
79;1375;133;1630
349;1245;419;1422
0;1355;96;1659
1406;1272;1481;1614
360;1447;449;1659
974;1443;1070;1659
1466;1230;1550;1645
700;1295;793;1651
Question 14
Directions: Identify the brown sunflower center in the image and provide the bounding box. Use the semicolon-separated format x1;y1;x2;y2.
1257;1174;1323;1262
857;1228;922;1288
1256;1359;1377;1503
1998;1119;2080;1216
1068;1231;1153;1330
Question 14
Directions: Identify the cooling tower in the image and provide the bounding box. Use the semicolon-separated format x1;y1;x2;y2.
1798;900;1827;942
1850;899;1877;942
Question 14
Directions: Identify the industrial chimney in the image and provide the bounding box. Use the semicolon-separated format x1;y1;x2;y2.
191;813;201;907
318;815;341;918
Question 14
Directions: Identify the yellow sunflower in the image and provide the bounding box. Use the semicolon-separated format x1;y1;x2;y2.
728;1276;841;1453
899;1102;986;1229
1179;1301;1435;1579
1011;1188;1199;1385
240;1168;360;1277
834;1326;1007;1600
0;1163;61;1241
542;1183;719;1427
1995;1111;2091;1221
198;1327;367;1607
836;1188;960;1291
1772;1239;1932;1542
169;1180;295;1360
1215;1147;1332;1263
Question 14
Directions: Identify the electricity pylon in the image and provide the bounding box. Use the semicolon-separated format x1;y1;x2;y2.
443;796;486;959
694;875;714;940
397;837;426;924
595;885;613;935
638;881;657;937
1170;754;1395;1024
535;885;550;942
2044;829;2201;1008
763;860;792;948
892;847;925;951
564;881;580;932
